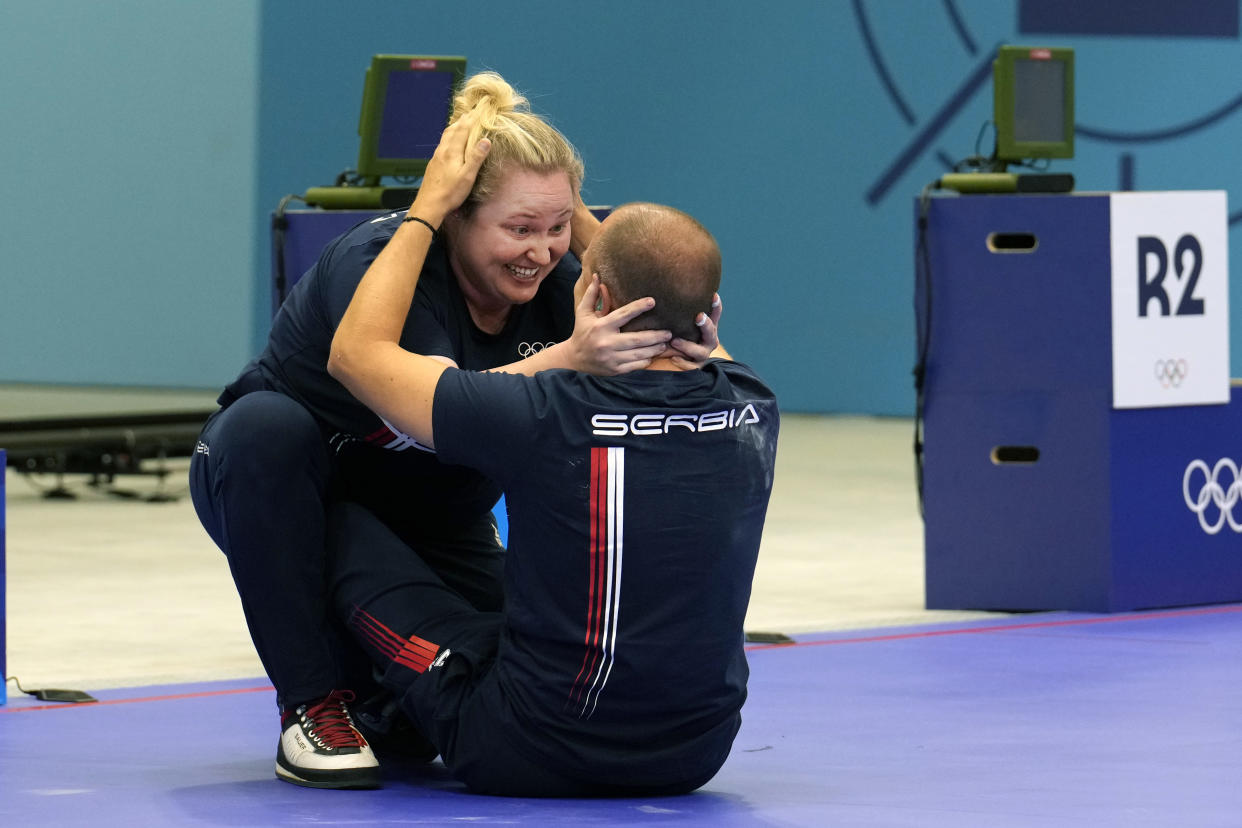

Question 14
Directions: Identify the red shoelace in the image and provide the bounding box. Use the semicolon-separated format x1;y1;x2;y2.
300;690;367;749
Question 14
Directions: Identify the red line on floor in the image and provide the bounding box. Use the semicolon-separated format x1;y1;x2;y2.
744;604;1242;652
5;604;1238;711
0;683;273;714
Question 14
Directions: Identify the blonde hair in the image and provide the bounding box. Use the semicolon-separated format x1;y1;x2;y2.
450;72;584;214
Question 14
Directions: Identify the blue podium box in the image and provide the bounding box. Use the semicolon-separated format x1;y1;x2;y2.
272;209;389;318
918;194;1242;612
2;448;6;705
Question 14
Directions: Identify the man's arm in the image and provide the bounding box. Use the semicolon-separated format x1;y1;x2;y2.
328;107;491;451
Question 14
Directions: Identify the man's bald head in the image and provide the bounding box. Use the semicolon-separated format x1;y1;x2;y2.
584;203;721;342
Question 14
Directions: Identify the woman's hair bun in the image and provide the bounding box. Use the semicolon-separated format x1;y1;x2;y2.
452;71;528;125
445;71;584;215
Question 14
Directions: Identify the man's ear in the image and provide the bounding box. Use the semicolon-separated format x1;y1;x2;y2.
595;275;615;314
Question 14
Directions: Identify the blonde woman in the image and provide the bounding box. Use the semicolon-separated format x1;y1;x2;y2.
190;71;719;789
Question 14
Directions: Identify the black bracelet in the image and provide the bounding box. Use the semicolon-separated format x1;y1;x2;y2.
402;215;437;235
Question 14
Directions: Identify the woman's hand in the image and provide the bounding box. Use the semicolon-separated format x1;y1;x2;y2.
668;294;725;369
408;104;491;226
566;275;672;375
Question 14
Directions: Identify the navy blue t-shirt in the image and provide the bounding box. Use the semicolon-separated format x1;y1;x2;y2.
432;360;780;785
220;211;579;523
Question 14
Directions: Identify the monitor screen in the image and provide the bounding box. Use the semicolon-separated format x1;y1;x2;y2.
993;46;1074;164
1012;59;1065;143
356;55;466;183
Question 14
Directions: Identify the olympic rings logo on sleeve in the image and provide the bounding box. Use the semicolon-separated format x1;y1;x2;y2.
1155;359;1188;388
1182;458;1242;534
517;341;558;359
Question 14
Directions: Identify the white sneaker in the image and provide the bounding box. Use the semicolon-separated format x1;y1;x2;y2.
275;690;381;789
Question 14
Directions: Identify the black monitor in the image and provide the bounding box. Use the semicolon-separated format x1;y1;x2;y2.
355;54;466;184
937;46;1075;193
302;54;466;209
992;46;1074;165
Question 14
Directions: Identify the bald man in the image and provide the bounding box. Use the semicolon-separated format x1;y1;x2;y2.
326;116;778;798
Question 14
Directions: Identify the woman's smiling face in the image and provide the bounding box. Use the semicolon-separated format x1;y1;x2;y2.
447;166;575;323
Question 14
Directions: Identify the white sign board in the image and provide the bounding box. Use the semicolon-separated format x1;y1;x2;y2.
1110;191;1230;409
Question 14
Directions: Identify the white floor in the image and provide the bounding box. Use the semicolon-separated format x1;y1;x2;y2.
3;412;998;693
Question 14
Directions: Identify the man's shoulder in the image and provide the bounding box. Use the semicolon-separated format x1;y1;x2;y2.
714;358;776;393
435;360;774;417
436;367;534;411
437;368;575;430
431;368;540;466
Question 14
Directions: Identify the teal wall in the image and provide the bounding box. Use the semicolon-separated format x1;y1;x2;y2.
6;1;1242;414
0;2;259;388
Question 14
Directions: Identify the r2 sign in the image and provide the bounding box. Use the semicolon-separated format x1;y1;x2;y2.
1110;191;1229;409
1137;234;1205;317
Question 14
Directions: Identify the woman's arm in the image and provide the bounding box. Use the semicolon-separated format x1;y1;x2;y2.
328;107;491;450
487;281;727;377
569;199;601;266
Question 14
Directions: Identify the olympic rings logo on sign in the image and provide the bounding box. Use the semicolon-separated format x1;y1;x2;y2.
1182;458;1242;534
1155;358;1188;388
517;341;557;358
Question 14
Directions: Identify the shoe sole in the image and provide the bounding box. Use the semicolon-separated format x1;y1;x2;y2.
275;759;382;790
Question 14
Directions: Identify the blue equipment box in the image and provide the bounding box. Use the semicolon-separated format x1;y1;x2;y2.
918;194;1242;611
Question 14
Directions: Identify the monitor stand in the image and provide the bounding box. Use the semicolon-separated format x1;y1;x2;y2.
938;172;1074;195
303;185;419;209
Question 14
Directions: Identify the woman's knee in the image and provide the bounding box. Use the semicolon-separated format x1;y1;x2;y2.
191;392;332;554
206;392;326;470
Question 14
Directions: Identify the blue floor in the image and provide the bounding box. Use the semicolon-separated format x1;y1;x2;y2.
2;606;1240;826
